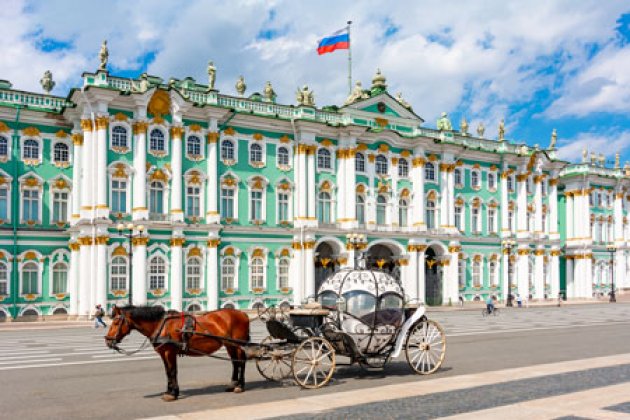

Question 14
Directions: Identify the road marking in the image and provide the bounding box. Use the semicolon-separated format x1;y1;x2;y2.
0;355;157;371
0;358;62;365
448;320;630;337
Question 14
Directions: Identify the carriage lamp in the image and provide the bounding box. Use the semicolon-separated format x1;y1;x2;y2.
606;244;617;303
346;233;368;268
117;223;146;306
501;239;516;307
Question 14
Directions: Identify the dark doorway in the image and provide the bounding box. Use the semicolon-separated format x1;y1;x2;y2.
315;242;337;294
365;244;399;280
425;247;442;306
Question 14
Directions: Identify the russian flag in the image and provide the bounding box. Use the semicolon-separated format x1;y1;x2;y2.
317;28;350;55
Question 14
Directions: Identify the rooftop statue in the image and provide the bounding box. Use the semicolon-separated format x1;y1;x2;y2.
460;116;469;136
99;40;108;71
40;70;55;93
394;91;411;109
477;122;485;137
296;85;315;107
436;112;452;131
235;75;246;96
131;74;149;93
263;81;276;102
344;81;369;105
582;148;588;162
550;128;557;149
207;61;216;90
498;118;505;141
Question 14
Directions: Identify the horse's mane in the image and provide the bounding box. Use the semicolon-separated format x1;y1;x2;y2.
121;305;166;321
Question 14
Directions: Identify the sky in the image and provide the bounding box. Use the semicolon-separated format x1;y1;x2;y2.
1;0;629;165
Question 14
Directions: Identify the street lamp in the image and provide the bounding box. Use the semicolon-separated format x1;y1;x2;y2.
606;244;616;303
502;239;516;307
346;233;367;269
117;223;145;306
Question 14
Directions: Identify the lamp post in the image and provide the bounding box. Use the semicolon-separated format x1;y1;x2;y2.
117;223;145;306
346;233;367;269
606;244;616;303
502;239;516;307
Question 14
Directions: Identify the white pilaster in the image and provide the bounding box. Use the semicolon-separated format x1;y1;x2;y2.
95;116;109;218
517;249;529;298
170;126;184;222
132;238;148;305
294;146;308;226
307;148;316;224
551;250;560;298
566;257;574;298
534;175;543;235
341;146;357;229
170;238;183;311
549;178;559;240
447;165;455;229
95;237;108;308
417;246;427;303
304;239;316;299
502;253;510;302
367;154;376;230
78;236;92;317
290;240;303;305
80;119;93;220
206;127;219;224
206;238;219;310
446;247;459;304
411;155;425;231
516;173;528;239
534;249;544;299
439;164;449;229
500;172;509;237
71;132;83;224
405;247;418;300
69;241;80;316
336;148;346;223
132;121;148;221
566;192;574;239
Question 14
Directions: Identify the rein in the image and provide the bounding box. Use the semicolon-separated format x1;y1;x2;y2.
105;314;151;356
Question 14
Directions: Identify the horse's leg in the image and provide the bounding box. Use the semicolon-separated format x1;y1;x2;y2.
236;346;247;392
159;351;173;396
161;348;179;401
225;345;245;393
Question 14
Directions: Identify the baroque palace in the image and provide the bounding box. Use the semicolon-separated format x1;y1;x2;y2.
0;46;629;320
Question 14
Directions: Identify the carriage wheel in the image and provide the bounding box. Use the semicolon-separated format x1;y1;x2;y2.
255;336;294;382
292;337;336;389
405;319;446;375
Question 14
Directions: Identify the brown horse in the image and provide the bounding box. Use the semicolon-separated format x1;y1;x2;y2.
105;305;250;401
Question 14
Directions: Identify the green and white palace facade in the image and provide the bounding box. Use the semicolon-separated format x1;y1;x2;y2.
0;66;628;320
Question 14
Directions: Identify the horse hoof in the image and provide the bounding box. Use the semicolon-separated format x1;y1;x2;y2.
233;387;243;393
162;393;177;402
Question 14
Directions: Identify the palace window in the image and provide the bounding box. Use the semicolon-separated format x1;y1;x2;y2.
186;257;202;290
148;256;166;290
53;143;69;163
526;177;532;194
488;173;496;190
471;207;480;233
398;198;408;227
317;148;332;169
454;168;462;186
221;257;236;291
220;187;235;219
528;259;534;288
250;190;263;221
317;191;332;224
22;261;39;294
355;153;365;172
472;259;481;287
250;257;264;289
488;208;496;234
471;171;480;189
277;192;289;223
111;179;127;214
186;186;201;218
112;126;128;149
221;139;235;161
277;146;289;166
507;175;514;192
187;135;202;157
425;162;436;181
278;258;290;289
0;262;7;295
0;186;9;221
454;205;463;231
458;260;466;288
489;261;498;287
250;143;263;164
149;181;164;215
375;155;388;175
398;159;409;177
376;195;387;225
22;188;39;222
52;191;69;223
426;197;436;229
149;129;165;152
356;195;365;225
52;262;68;294
110;256;127;291
23;139;39;160
0;136;8;158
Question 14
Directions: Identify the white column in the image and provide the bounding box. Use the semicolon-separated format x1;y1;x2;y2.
78;237;92;317
69;241;80;316
584;255;593;298
170;126;184;222
294;145;308;226
411;157;425;230
405;247;418;300
551;250;560;299
389;157;398;229
534;175;543;235
345;148;357;228
417;246;427;303
170;238;183;311
80;120;93;220
304;240;315;299
566;257;574;298
517;249;529;299
290;239;303;305
336;148;346;223
614;192;624;241
95;116;109;218
307;147;316;224
367;154;376;229
534;249;544;299
439;163;449;229
502;253;510;302
446;248;459;304
516;174;528;239
90;243;97;312
500;172;509;237
95;236;108;309
71;133;83;224
132;122;148;220
132;238;148;305
206;239;219;310
206;128;219;223
566;192;574;239
447;166;455;228
549;178;559;240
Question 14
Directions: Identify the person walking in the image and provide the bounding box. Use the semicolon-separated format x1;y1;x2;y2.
557;292;563;307
516;294;523;308
94;304;107;328
458;295;464;307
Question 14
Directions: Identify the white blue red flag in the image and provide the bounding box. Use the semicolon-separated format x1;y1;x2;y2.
317;28;350;55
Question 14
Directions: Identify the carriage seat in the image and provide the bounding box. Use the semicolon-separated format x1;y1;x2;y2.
360;309;403;328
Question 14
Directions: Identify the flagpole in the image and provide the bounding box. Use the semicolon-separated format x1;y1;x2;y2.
347;20;352;95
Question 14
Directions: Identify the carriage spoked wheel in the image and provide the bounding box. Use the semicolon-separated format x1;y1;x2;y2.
292;336;336;389
255;336;294;382
405;319;446;375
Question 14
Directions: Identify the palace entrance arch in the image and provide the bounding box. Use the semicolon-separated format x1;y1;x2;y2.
425;246;444;306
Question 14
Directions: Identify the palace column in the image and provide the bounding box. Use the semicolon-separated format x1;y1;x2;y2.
534;248;545;299
71;132;83;224
549;178;559;240
367;153;376;230
411;156;426;231
447;165;456;229
170;237;184;311
68;240;80;316
500;171;510;237
78;236;92;317
405;245;419;300
446;243;460;304
336;148;346;224
516;173;528;239
345;147;357;228
566;256;574;298
132;121;149;221
307;147;316;225
80;119;93;220
132;236;148;305
303;239;316;300
170;126;184;222
566;191;574;240
534;175;543;236
95;235;108;309
550;249;560;298
584;253;593;298
614;191;624;241
206;238;220;310
516;248;529;298
417;245;427;303
389;156;398;229
206;129;220;224
501;250;510;302
290;239;303;305
294;145;308;226
439;163;449;229
95;116;109;218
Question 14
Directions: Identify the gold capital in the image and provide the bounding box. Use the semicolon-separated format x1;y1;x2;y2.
132;236;149;247
206;239;221;248
72;133;83;146
132;121;149;135
95;116;109;130
170;126;184;138
207;132;218;144
170;237;186;247
80;119;93;132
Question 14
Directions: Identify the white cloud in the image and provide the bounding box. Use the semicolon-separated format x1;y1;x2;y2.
556;129;630;163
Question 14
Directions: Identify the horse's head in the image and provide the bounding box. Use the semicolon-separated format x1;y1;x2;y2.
105;306;133;351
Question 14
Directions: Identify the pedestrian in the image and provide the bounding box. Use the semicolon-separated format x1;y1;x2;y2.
458;295;464;307
94;304;107;328
516;294;522;308
485;295;495;315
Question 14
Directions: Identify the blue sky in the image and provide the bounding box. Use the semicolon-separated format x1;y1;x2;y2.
1;1;628;164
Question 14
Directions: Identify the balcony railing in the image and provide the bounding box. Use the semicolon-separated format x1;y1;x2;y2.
148;213;170;222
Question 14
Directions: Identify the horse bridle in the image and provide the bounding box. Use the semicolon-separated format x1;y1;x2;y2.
104;313;132;353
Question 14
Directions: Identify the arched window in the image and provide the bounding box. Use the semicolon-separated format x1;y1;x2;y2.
376;195;387;225
221;258;235;291
251;257;264;289
22;188;39;221
220;187;234;219
356;195;365;225
355;152;365;172
110;256;127;290
149;181;164;215
458;260;466;288
0;136;8;157
489;261;497;286
52;262;68;294
488;173;496;190
148;256;166;290
221;139;234;160
472;207;480;233
398;159;409;177
186;185;201;217
426;197;436;229
425;162;435;181
186;257;202;290
398;198;408;227
278;259;290;289
375;155;388;175
52;190;69;222
250;189;263;221
471;171;480;188
317;148;332;169
472;259;481;287
111;178;127;214
277;146;289;166
454;168;462;186
488;207;496;234
23;139;39;160
149;129;165;152
277;191;289;223
454;205;463;231
317;191;332;224
250;143;263;163
0;262;8;295
112;126;128;148
22;261;38;294
187;135;201;156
